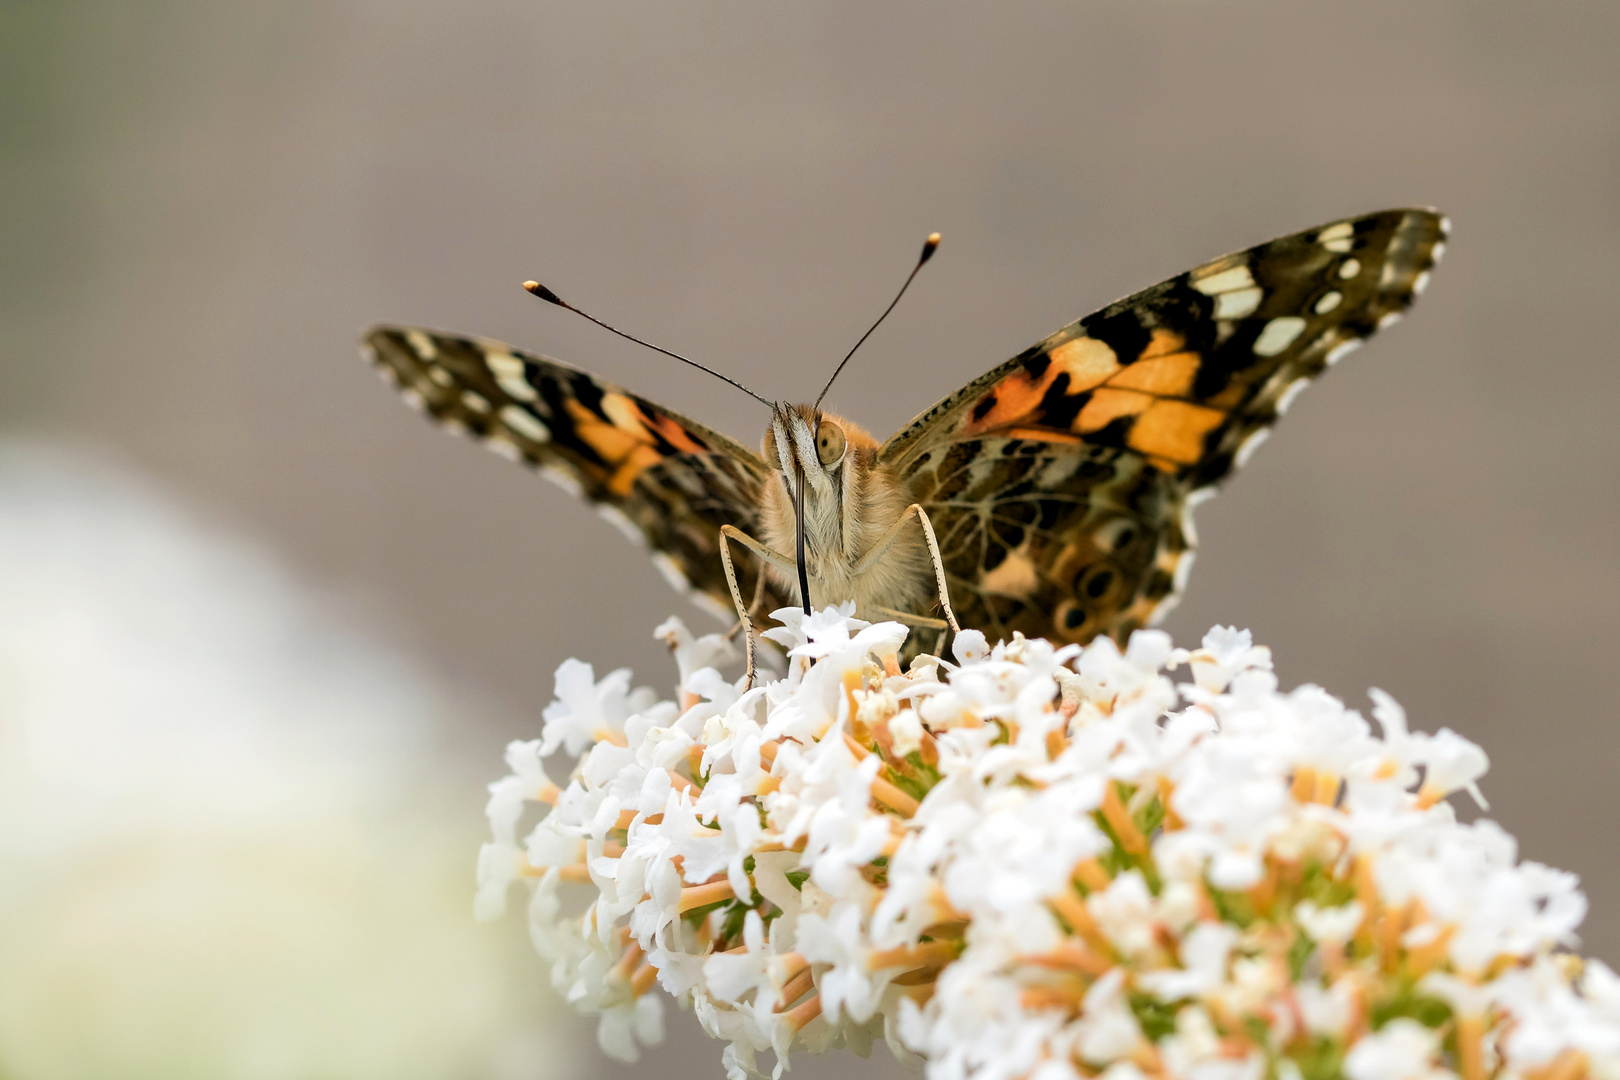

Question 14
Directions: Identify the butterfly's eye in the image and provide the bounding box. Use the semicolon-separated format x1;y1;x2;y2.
816;422;846;467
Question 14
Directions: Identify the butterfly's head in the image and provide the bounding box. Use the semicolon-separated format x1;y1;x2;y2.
762;403;875;500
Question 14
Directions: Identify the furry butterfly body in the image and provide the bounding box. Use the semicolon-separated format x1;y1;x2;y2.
367;208;1447;657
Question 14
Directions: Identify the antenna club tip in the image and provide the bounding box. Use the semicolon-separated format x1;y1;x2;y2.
920;232;942;263
523;280;566;306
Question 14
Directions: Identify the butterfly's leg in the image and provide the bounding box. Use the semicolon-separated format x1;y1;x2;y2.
724;557;770;642
748;560;769;617
718;524;796;689
716;530;757;686
853;504;961;636
867;604;948;630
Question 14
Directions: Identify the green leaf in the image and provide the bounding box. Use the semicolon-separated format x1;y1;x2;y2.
1370;978;1453;1030
1206;884;1256;929
1287;927;1314;982
1128;993;1181;1042
1293;1036;1344;1080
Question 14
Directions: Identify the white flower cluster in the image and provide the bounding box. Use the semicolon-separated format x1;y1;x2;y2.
479;606;1620;1080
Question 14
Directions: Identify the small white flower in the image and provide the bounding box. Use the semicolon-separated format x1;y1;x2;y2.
595;991;663;1063
888;706;925;758
542;659;651;756
654;615;738;694
952;629;990;664
1411;726;1490;809
1175;625;1273;693
1294;900;1364;947
1295;979;1355;1038
798;900;888;1023
1073;969;1143;1063
474;840;524;921
1138;921;1235;1001
1343;1018;1446;1080
1088;870;1159;961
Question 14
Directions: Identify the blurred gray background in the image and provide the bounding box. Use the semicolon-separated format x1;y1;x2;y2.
3;2;1617;1078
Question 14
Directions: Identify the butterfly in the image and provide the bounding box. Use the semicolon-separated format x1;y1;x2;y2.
366;208;1446;677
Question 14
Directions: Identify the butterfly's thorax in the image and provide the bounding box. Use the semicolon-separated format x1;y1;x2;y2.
760;405;933;618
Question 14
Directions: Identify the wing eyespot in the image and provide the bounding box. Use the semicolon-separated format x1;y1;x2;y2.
1076;562;1118;601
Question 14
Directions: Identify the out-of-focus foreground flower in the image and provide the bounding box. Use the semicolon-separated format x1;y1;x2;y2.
0;443;571;1080
481;604;1620;1080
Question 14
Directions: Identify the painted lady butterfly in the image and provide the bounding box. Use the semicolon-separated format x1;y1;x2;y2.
367;208;1446;676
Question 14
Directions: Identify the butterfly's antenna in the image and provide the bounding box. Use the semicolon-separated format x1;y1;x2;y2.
523;280;772;407
793;461;812;615
812;232;940;410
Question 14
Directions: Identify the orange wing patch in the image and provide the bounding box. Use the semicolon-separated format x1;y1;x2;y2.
1126;400;1226;465
564;398;666;495
1077;388;1153;433
958;326;1219;461
959;336;1121;438
1104;330;1199;395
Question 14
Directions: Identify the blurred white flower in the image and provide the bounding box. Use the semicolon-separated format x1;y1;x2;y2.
0;443;571;1080
1344;1019;1447;1080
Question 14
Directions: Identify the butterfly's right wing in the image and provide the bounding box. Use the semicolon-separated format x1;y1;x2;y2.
366;326;791;623
879;209;1447;647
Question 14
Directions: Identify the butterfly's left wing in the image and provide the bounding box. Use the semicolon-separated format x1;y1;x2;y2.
880;208;1447;646
366;326;791;622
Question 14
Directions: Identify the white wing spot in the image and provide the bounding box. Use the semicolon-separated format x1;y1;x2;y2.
404;330;438;359
1377;311;1404;330
500;404;552;444
1338;257;1362;280
486;350;539;402
428;366;454;386
541;464;582;496
1325;338;1363;366
1234;427;1270;469
461;390;491;413
486;435;523;462
597;504;645;546
1276;378;1310;415
652;552;691;593
1317;222;1355;253
1253;316;1307;357
1314;290;1342;315
1169;545;1197;598
1191;264;1256;295
1213;287;1263;320
1439;216;1452;236
1412;270;1432;296
400;388;425;412
441;418;468;438
979;548;1039;597
1034;455;1078;489
1431;242;1447;264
